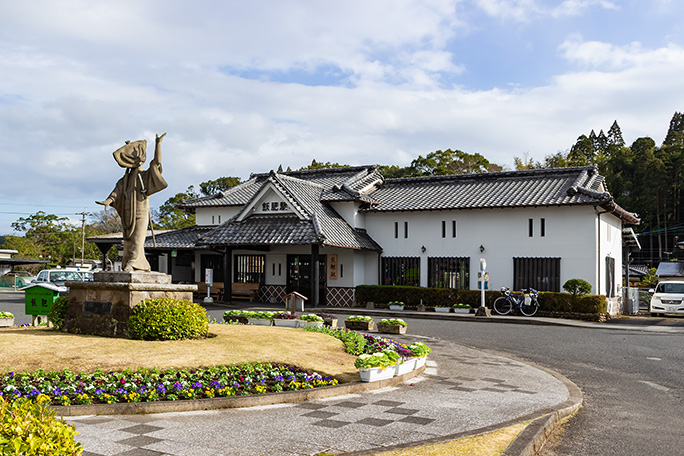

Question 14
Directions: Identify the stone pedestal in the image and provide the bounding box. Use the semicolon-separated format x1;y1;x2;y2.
63;272;197;338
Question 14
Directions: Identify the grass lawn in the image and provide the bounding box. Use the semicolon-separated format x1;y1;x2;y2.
0;324;359;382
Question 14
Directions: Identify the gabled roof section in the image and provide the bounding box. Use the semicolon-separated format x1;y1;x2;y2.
365;165;639;224
197;167;382;250
235;171;315;222
181;166;381;209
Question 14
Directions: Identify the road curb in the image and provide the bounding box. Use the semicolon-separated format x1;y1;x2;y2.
502;366;583;456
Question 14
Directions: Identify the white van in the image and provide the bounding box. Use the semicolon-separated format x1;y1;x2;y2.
650;280;684;316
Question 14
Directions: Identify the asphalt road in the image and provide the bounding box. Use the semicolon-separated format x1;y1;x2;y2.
402;317;684;455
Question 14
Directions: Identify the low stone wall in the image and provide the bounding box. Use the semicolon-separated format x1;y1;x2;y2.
63;272;196;338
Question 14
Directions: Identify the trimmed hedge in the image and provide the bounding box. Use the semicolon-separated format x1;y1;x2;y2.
355;285;607;315
128;298;209;341
356;285;499;309
0;397;82;455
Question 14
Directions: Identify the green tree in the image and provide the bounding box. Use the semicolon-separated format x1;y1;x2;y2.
300;160;349;170
567;135;594;166
377;164;414;178
606;120;625;147
410;149;502;176
155;186;199;230
199;177;241;196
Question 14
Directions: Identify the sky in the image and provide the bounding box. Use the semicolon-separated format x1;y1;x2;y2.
2;0;684;235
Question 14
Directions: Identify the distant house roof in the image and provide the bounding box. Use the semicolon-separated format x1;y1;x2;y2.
655;262;684;277
364;165;640;224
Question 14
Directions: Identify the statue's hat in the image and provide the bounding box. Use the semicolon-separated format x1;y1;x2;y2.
113;140;147;168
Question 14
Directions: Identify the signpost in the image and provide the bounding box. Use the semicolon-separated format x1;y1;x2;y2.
475;258;492;317
204;268;214;303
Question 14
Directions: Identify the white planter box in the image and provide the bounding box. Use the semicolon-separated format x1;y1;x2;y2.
273;319;300;328
388;305;404;311
414;356;427;368
302;321;323;328
0;318;14;328
434;307;450;313
453;308;471;314
394;358;417;376
358;366;395;382
248;318;273;326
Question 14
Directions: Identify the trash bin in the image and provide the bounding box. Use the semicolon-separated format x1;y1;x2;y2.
24;283;65;325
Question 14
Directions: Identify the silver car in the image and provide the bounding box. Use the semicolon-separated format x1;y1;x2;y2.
33;269;85;287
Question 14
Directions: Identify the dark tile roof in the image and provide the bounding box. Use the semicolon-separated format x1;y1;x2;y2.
144;226;215;250
199;216;320;246
366;165;639;224
182;166;380;209
198;169;382;250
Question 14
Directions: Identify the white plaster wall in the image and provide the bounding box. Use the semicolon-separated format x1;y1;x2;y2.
266;253;287;286
328;201;365;229
364;205;603;293
195;207;241;226
598;212;624;297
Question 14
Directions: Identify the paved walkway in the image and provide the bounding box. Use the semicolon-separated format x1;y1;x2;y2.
69;334;570;456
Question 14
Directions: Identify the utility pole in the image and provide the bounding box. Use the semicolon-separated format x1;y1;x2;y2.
76;211;93;269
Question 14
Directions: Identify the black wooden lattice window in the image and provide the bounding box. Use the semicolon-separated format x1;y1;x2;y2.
234;254;265;284
428;257;469;289
513;257;560;292
382;257;420;287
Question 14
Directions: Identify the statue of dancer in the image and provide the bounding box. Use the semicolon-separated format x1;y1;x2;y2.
97;133;168;272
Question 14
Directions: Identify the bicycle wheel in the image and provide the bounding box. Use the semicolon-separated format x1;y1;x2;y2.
520;299;539;316
493;296;512;315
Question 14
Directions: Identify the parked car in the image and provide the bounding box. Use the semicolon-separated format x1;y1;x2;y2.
33;269;85;287
649;280;684;316
79;271;94;281
0;271;35;288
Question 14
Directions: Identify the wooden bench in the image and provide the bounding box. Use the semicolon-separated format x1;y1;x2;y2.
194;282;224;301
230;282;259;302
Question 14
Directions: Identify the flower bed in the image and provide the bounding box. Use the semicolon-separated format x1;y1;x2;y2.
0;363;338;406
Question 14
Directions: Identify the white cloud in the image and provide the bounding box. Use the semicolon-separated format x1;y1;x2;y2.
474;0;617;21
1;1;683;234
559;35;684;70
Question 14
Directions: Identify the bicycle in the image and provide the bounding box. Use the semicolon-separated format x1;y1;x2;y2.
493;287;540;316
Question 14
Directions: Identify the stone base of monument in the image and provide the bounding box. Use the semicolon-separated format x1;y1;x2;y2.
63;271;197;338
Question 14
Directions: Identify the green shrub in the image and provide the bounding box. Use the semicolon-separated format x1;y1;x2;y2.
128;298;208;341
538;292;607;314
48;296;70;331
563;279;592;296
0;396;82;455
302;325;367;355
0;312;13;319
